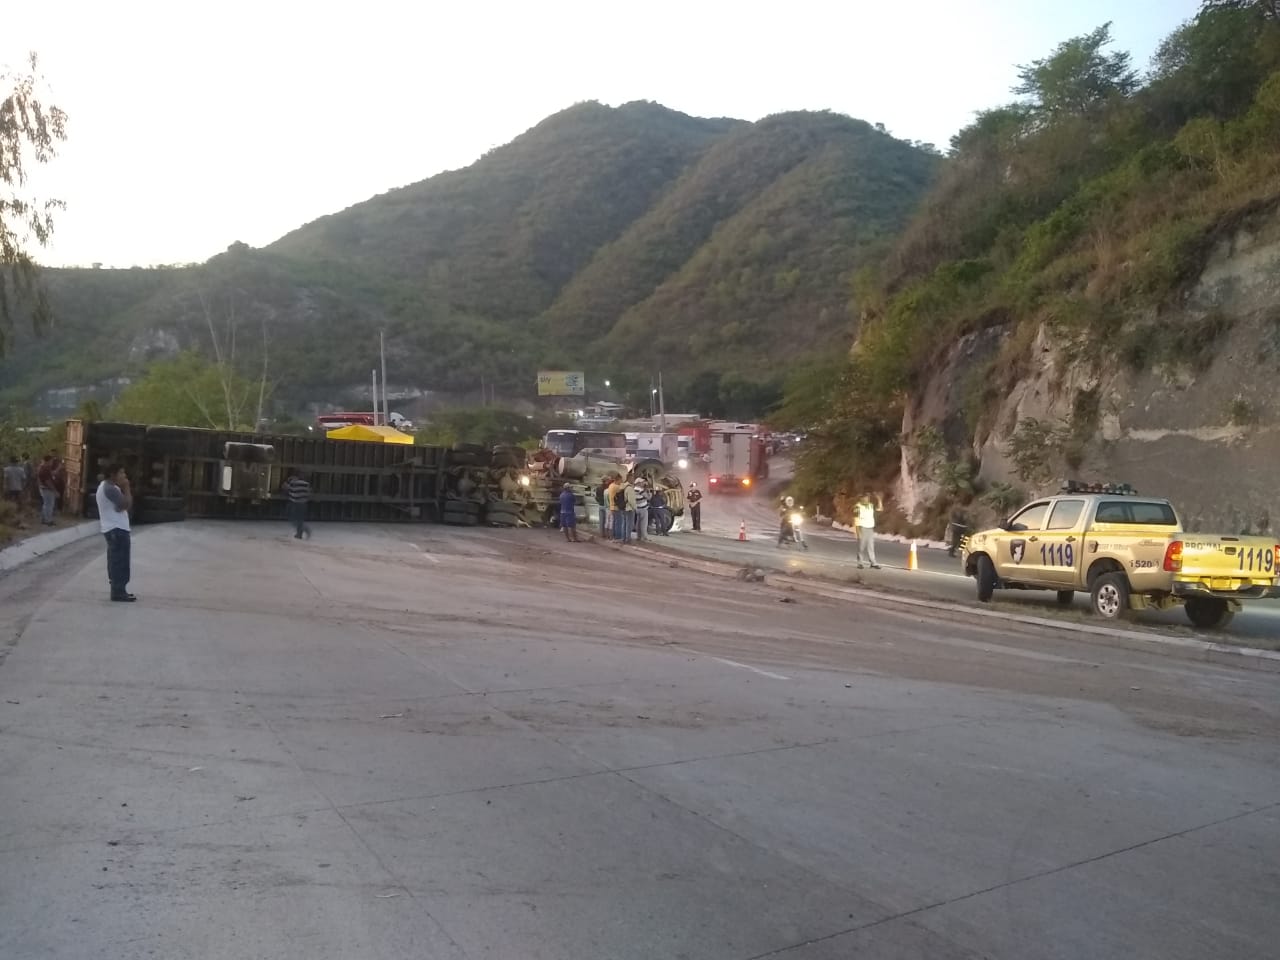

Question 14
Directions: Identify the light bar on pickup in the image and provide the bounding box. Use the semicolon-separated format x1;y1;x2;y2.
1061;480;1138;496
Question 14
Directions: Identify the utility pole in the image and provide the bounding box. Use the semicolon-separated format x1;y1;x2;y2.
379;330;388;426
658;371;666;433
371;368;378;423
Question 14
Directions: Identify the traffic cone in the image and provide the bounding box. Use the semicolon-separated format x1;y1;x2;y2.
908;539;919;571
739;520;747;542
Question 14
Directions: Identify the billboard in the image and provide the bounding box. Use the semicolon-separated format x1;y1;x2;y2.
537;370;585;397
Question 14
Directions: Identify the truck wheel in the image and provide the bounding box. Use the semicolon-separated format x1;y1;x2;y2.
1184;597;1234;630
1056;590;1074;606
1090;573;1131;621
976;555;997;603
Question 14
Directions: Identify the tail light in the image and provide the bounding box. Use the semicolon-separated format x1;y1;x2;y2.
1163;540;1183;572
741;478;751;487
709;477;718;485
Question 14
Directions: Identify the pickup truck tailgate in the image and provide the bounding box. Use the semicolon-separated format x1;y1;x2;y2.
1170;536;1280;598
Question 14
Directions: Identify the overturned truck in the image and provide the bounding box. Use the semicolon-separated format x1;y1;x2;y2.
64;421;686;530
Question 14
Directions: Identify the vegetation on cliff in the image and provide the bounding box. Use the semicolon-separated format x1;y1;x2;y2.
785;0;1280;521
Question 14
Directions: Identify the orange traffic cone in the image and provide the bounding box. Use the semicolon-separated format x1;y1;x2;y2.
907;539;919;571
739;520;748;542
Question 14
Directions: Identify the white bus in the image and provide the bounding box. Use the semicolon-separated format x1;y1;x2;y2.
542;429;629;461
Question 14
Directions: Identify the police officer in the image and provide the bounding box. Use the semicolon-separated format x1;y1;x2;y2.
687;482;702;531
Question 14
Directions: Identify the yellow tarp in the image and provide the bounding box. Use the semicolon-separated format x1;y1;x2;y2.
325;424;415;444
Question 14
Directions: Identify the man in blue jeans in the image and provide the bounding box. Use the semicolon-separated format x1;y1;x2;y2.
96;464;135;602
37;454;58;525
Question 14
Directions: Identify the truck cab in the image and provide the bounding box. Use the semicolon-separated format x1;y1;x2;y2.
962;481;1280;628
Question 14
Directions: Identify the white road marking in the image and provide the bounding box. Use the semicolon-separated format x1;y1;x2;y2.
706;655;790;680
411;544;441;563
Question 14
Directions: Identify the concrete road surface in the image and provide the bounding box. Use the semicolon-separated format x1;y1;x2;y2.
674;463;1280;645
2;521;1278;960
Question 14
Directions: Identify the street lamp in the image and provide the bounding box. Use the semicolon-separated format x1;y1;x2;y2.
604;379;611;388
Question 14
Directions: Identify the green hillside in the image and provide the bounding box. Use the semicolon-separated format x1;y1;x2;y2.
2;101;937;415
595;115;936;374
782;0;1280;515
270;101;742;320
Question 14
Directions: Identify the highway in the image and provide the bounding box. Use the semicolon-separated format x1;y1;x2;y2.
2;520;1277;959
663;461;1280;647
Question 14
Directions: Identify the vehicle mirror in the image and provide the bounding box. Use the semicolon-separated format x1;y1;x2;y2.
999;519;1013;531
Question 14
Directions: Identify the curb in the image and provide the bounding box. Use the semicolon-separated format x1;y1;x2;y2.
0;521;101;574
625;542;1280;674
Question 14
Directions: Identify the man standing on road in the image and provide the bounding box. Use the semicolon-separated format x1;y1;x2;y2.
855;491;884;570
633;478;650;542
283;469;312;540
687;482;702;531
595;479;610;540
559;483;580;542
623;475;637;544
96;464;135;602
4;455;26;505
607;474;624;543
650;486;670;536
36;454;57;525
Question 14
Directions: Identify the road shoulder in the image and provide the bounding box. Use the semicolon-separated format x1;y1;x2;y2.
619;539;1280;674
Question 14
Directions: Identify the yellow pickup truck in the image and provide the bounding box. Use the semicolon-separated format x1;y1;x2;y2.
961;484;1280;628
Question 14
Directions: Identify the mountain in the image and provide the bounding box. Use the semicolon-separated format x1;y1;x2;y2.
270;101;742;321
0;100;938;415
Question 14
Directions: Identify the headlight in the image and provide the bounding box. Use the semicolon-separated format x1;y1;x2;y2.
790;512;803;526
677;458;688;469
518;475;531;487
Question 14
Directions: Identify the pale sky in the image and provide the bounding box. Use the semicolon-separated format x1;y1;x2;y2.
6;0;1201;268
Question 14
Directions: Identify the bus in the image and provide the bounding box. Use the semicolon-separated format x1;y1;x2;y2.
316;412;376;430
542;429;628;460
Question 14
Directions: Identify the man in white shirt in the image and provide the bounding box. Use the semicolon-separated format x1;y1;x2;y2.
96;464;135;602
855;492;884;570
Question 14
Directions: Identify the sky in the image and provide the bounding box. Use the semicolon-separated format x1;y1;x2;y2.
5;0;1202;268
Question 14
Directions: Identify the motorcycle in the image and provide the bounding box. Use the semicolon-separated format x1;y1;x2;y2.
777;510;809;549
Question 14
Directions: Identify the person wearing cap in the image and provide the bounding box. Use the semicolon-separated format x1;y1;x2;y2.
558;483;580;542
687;482;702;531
633;477;650;541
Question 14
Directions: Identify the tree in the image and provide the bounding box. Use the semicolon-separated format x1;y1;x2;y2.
111;352;262;430
1014;24;1139;118
414;407;563;448
1149;1;1280;125
1;53;68;354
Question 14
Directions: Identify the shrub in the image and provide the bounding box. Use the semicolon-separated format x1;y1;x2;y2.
1227;395;1255;425
0;499;17;544
1006;418;1065;485
981;481;1024;515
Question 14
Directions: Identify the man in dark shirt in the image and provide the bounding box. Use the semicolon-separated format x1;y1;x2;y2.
36;454;57;525
283;469;312;540
558;483;580;542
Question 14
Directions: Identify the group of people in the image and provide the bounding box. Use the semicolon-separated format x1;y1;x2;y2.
594;474;670;544
555;475;705;545
4;451;69;526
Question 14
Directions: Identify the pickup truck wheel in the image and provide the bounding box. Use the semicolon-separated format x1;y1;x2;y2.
1090;573;1131;621
976;555;997;603
1184;597;1234;630
1056;590;1074;606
